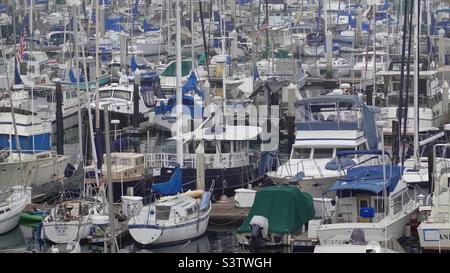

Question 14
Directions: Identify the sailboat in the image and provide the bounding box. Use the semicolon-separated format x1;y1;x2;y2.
128;165;212;246
128;0;212;247
0;186;32;235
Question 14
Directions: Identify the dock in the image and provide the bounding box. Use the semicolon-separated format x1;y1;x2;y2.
210;197;249;226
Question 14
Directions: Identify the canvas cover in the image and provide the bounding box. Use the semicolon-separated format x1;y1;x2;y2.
237;185;315;234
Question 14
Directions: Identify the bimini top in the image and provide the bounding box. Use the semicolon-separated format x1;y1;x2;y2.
328;165;403;194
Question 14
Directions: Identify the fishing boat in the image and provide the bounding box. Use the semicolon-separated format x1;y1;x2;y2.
146;124;262;198
0;186;32;235
87;82;153;129
266;94;381;198
84;152;146;202
236;185;315;248
312;150;420;245
128;167;212;246
0;107;70;195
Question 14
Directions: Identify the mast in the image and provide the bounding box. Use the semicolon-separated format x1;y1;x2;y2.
95;0;100;129
190;0;195;72
176;0;183;166
73;3;84;165
413;0;420;169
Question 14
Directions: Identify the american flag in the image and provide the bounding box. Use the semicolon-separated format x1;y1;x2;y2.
16;31;27;64
258;17;269;32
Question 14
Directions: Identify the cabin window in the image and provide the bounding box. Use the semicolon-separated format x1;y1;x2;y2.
220;141;231;154
155;205;171;220
99;90;113;99
336;148;356;158
204;141;216;154
313;148;334;159
187;141;198;154
5;208;10;212
113;90;131;100
0;210;3;215
373;197;385;213
357;143;367;151
291;148;311;159
186;207;194;215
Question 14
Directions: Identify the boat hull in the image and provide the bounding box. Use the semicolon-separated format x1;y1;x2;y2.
43;221;92;244
152;165;259;198
0;212;22;235
129;210;210;246
418;223;450;251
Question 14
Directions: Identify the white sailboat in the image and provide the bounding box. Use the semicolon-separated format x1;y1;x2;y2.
0;186;32;235
129;0;212;247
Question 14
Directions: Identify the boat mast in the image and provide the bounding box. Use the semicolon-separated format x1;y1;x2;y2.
190;0;195;72
72;2;84;166
95;0;101;129
30;0;33;51
413;0;420;169
176;0;183;166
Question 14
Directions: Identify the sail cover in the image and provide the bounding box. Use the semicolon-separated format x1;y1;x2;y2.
152;165;182;196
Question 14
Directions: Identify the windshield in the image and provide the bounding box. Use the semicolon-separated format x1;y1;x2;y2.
113;90;131;100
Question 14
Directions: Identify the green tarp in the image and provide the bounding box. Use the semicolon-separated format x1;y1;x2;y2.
237;185;315;234
161;60;192;77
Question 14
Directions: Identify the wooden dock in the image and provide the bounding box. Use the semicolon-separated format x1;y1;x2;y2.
209;197;250;226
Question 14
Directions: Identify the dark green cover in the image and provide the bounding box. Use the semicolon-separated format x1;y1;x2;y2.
161;60;192;77
237;185;315;234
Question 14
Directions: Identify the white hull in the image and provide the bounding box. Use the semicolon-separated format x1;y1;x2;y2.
0;155;70;195
418;223;450;251
129;212;210;246
0;211;22;235
317;202;418;244
0;188;29;235
43;221;92;244
303;46;325;57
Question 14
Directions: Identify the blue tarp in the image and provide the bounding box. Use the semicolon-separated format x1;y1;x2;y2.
328;165;403;194
152;165;182;196
182;72;197;94
259;151;279;177
325;157;356;171
131;55;138;72
143;19;160;32
69;68;77;83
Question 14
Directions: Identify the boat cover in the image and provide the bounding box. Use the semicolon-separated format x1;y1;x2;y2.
152;165;182;196
237;185;315;234
327;165;403;194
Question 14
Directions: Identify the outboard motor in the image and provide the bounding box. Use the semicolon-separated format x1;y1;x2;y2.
64;163;76;177
249;216;269;251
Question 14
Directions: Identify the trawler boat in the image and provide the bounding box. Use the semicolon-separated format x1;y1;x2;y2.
0;108;70;195
304;57;352;78
0;186;31;234
353;51;388;80
88;83;153;129
376;65;443;148
146;125;262;198
84;152;146;202
266;94;381;198
418;144;450;251
313;151;420;245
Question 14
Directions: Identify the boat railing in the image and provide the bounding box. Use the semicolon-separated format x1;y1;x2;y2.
144;152;249;169
273;156;325;181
